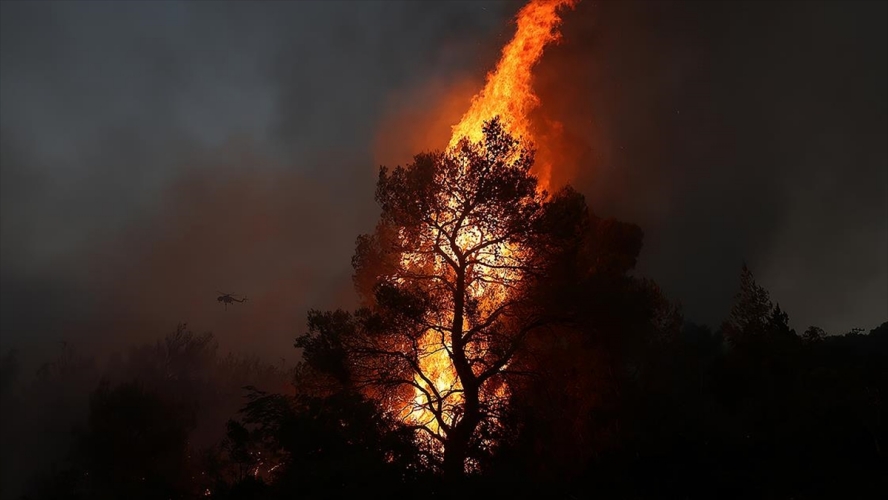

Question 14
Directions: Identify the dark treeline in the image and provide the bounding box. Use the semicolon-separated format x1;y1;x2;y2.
4;289;883;499
1;123;885;499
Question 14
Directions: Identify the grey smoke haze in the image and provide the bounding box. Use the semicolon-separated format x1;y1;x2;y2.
1;0;886;363
0;0;515;361
535;0;887;331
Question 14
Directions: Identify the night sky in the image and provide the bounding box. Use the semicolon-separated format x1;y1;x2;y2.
1;0;885;362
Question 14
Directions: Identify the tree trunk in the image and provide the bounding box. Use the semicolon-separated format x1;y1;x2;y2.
443;265;482;478
442;403;480;479
442;428;468;478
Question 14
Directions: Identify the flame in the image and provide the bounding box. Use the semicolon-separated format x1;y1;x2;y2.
449;0;578;190
398;0;578;447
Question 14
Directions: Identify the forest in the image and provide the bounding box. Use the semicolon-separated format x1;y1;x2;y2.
1;120;884;500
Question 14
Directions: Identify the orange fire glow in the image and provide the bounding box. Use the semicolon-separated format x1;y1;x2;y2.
449;0;578;191
399;0;578;443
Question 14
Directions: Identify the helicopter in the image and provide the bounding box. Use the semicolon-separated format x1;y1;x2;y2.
217;292;248;310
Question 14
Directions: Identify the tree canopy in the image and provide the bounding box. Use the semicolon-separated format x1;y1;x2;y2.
295;117;676;477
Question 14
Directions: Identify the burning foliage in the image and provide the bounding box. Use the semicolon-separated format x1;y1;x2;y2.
298;116;678;476
344;119;552;474
331;0;580;473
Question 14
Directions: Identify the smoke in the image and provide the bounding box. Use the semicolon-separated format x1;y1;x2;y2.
0;3;518;496
530;0;888;331
77;146;360;359
374;76;485;168
0;1;516;360
1;0;884;380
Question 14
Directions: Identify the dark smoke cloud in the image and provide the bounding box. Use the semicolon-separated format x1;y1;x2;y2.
534;0;888;332
0;1;514;360
1;0;885;367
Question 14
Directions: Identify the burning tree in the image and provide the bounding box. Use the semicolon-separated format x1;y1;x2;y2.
298;118;584;476
295;113;680;476
295;0;586;478
358;118;545;475
259;0;681;479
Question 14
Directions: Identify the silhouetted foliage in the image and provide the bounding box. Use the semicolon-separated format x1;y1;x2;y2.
209;388;424;499
18;274;887;500
85;381;195;499
16;326;288;500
